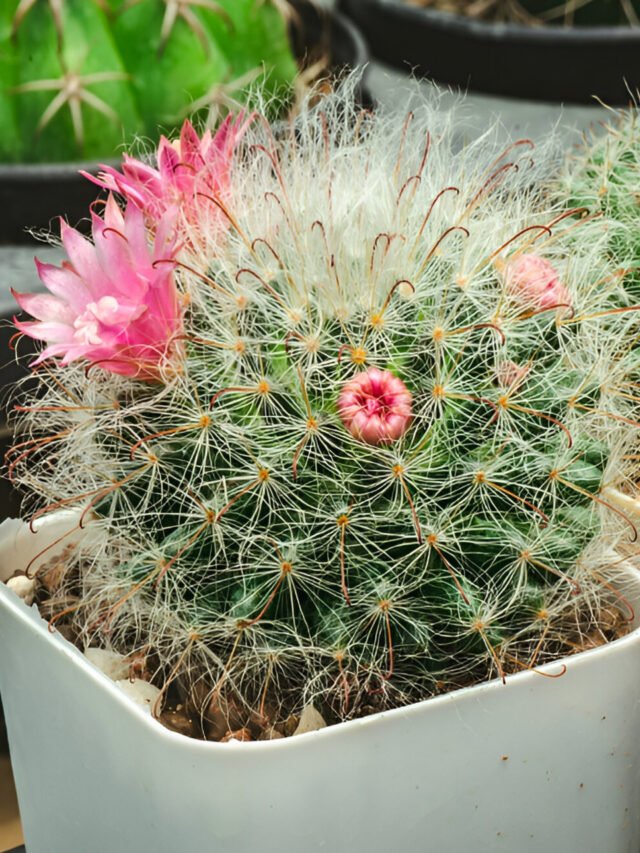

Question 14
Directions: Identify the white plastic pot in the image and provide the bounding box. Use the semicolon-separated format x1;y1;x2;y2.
1;513;640;853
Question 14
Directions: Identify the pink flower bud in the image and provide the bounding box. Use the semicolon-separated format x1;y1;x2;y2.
506;254;572;311
338;368;413;445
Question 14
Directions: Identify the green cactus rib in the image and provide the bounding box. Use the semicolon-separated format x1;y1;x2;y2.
11;93;640;727
155;0;232;55
11;0;65;39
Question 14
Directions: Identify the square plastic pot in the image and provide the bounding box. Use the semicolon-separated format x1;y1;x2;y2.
1;513;639;853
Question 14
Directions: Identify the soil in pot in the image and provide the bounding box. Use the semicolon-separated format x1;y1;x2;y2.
19;552;631;743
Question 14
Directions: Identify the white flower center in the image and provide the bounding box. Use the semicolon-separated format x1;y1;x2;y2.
73;313;102;346
88;296;121;325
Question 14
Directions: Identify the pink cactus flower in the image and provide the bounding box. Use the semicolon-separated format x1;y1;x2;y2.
13;195;182;378
338;368;413;446
82;114;252;225
505;254;572;311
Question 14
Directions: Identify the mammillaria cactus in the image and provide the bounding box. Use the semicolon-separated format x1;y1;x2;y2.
0;0;297;163
8;83;640;736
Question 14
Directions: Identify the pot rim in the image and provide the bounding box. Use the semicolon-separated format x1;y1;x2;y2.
2;511;639;754
372;0;640;42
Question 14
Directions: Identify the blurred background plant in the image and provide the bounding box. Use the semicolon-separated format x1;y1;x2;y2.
0;0;299;163
405;0;640;26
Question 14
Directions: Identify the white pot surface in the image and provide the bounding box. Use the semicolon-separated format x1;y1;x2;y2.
1;514;639;853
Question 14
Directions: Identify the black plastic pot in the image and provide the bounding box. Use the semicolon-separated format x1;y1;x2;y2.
339;0;640;105
0;1;369;245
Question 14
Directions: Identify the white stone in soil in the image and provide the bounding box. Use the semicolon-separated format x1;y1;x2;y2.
84;647;130;681
6;574;36;605
115;678;163;714
293;705;327;736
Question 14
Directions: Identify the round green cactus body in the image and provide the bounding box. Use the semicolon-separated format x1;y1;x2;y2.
563;109;640;299
8;0;141;162
199;0;299;102
11;87;640;731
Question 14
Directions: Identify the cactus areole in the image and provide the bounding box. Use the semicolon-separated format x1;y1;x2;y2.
8;82;640;735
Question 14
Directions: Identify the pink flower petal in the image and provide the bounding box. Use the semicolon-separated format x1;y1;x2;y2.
34;259;87;311
12;290;74;324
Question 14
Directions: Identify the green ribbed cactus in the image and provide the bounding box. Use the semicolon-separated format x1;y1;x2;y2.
9;86;640;734
0;0;297;163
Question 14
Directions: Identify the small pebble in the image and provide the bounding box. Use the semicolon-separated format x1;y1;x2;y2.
84;648;130;681
115;678;162;714
6;574;36;605
293;705;327;736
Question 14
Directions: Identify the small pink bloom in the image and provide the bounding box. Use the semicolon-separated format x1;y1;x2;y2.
505;254;572;311
338;368;413;446
13;195;182;378
82;114;252;226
